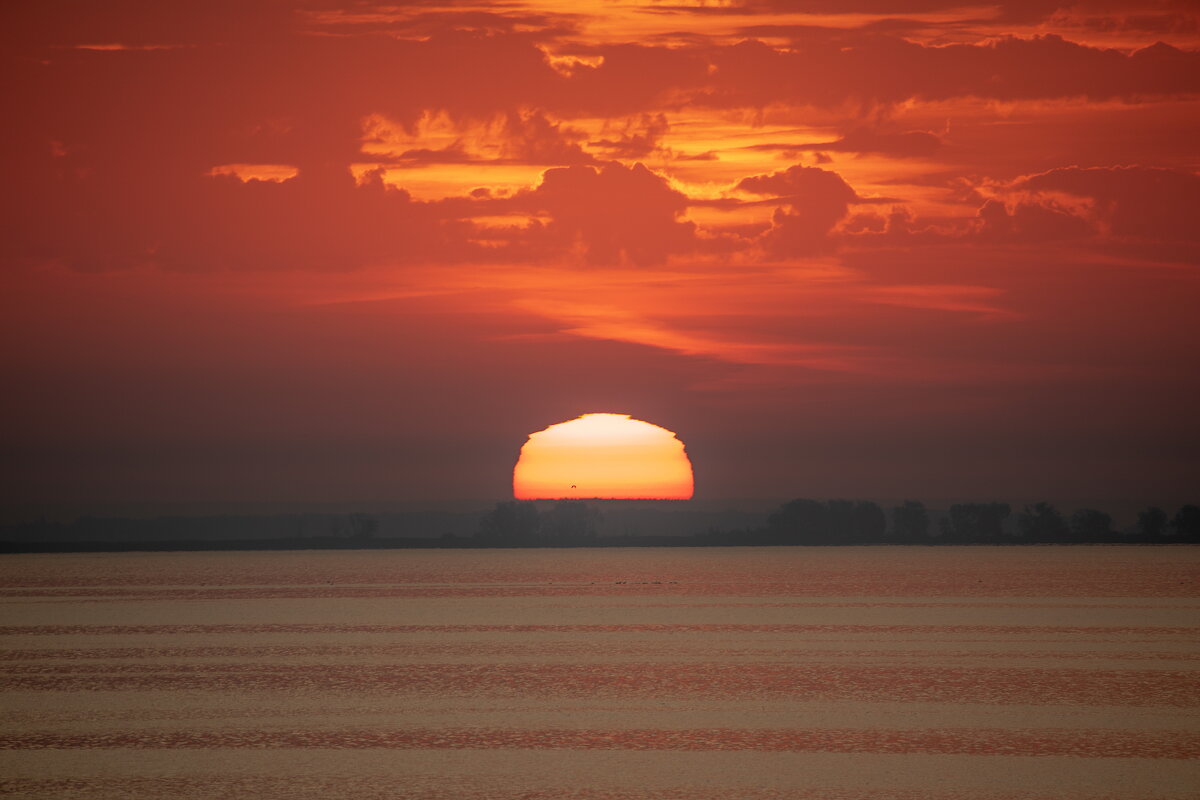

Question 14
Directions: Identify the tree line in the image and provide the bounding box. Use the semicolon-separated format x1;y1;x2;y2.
472;499;1200;547
3;500;1197;552
761;499;1199;545
475;501;604;547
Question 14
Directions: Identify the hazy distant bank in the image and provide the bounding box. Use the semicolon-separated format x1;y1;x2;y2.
2;498;1196;553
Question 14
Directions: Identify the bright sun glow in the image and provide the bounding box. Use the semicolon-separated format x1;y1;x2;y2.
513;413;694;499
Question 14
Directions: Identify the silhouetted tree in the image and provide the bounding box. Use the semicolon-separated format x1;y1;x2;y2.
1069;508;1113;541
346;513;378;540
856;501;887;542
478;501;540;545
946;502;1011;542
891;501;929;543
827;500;854;541
937;516;953;540
1137;507;1168;540
1172;505;1200;541
766;499;885;544
767;499;830;544
541;501;602;545
1017;502;1067;542
825;500;886;543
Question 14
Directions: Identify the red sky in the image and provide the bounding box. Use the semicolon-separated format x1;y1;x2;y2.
2;0;1198;510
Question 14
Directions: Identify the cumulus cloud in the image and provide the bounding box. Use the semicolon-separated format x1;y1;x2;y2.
510;161;696;266
735;165;862;255
736;164;861;201
976;198;1095;242
1009;165;1200;241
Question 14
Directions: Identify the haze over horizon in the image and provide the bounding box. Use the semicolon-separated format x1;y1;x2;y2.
2;1;1198;513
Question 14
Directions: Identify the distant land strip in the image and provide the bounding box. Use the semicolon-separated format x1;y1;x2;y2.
3;499;1197;552
2;535;1197;554
3;623;1197;636
1;584;1199;600
3;663;1196;705
1;728;1197;758
3;646;1196;662
0;780;1173;800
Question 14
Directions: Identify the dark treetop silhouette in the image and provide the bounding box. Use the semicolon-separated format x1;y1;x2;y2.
3;500;1197;552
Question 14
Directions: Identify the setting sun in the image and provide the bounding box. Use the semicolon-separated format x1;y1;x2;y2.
513;413;694;499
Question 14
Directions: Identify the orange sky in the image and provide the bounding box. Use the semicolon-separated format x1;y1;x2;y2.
2;0;1198;510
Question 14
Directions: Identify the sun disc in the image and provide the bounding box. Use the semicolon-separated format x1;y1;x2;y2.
513;413;694;499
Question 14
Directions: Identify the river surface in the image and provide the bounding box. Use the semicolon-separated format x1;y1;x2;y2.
1;546;1197;798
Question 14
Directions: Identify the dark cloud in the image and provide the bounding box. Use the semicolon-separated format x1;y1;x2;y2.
0;162;487;272
1011;165;1200;241
0;27;576;271
588;114;670;159
747;128;941;158
682;0;1198;30
976;198;1096;242
736;165;862;255
510;162;696;266
646;0;1061;20
308;8;581;41
0;0;300;48
1049;2;1200;35
692;35;1200;111
736;164;861;201
556;43;712;116
842;166;1200;248
502;111;596;165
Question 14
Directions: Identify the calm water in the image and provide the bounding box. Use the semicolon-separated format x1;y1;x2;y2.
1;547;1197;799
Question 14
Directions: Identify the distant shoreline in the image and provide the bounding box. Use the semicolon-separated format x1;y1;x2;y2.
3;538;1194;554
4;499;1195;552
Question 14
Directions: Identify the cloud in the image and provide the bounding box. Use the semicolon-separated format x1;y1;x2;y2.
736;164;860;200
308;8;580;41
667;0;1198;32
976;198;1096;242
587;114;670;159
862;284;1018;319
748;128;941;158
0;157;493;272
509;161;697;266
360;109;595;168
1;0;297;48
501;111;596;165
694;35;1200;111
1009;165;1200;241
844;166;1200;249
735;165;862;255
552;43;712;115
1046;3;1200;38
3;11;1196;272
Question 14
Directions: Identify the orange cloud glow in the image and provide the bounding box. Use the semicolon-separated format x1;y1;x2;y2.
513;413;694;499
208;164;299;183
